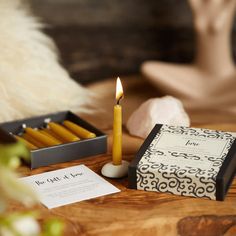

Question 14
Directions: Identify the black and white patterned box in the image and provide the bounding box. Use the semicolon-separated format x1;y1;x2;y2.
128;124;236;200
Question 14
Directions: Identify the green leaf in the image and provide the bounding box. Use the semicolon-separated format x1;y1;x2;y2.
0;142;30;169
42;219;64;236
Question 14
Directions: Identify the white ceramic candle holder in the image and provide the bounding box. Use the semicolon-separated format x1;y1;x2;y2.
101;160;129;178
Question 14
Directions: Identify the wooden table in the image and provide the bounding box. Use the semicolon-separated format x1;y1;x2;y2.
9;76;236;236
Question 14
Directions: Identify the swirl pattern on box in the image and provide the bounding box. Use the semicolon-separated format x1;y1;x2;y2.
136;125;235;200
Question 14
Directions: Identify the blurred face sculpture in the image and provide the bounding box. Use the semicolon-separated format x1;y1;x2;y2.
142;0;236;119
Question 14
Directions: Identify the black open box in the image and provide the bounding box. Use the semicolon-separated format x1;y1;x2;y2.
0;111;107;169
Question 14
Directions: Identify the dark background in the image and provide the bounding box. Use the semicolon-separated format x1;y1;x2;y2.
31;0;235;84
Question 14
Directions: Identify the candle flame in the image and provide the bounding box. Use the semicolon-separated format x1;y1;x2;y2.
116;77;123;104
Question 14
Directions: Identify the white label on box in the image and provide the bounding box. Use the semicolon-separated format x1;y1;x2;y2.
153;132;228;157
149;132;229;170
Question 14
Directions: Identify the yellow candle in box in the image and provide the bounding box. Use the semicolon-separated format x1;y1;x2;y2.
39;130;62;144
25;127;61;146
63;120;96;139
43;129;66;142
112;77;123;165
15;135;38;150
22;133;46;148
48;122;80;142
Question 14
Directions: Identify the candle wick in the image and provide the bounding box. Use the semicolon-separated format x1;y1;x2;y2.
117;95;123;105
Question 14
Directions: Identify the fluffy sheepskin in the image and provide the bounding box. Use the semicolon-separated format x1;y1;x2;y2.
0;0;90;122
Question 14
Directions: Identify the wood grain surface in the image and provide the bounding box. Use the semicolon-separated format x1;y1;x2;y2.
8;76;236;236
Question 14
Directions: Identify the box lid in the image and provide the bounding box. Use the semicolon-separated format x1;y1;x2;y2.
129;124;236;200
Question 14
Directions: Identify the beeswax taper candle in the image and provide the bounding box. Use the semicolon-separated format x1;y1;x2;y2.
15;135;37;150
101;77;129;178
63;120;96;139
22;133;46;148
48;122;80;142
25;127;61;146
39;130;62;144
112;77;123;165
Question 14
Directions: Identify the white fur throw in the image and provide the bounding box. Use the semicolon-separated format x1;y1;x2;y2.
0;0;90;123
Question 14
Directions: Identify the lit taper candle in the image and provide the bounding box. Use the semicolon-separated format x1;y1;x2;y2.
101;77;129;178
112;77;123;165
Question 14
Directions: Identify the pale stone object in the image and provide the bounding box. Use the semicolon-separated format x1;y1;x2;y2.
126;96;190;139
101;161;129;178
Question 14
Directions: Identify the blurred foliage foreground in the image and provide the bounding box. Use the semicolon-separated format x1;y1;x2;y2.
0;141;64;236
